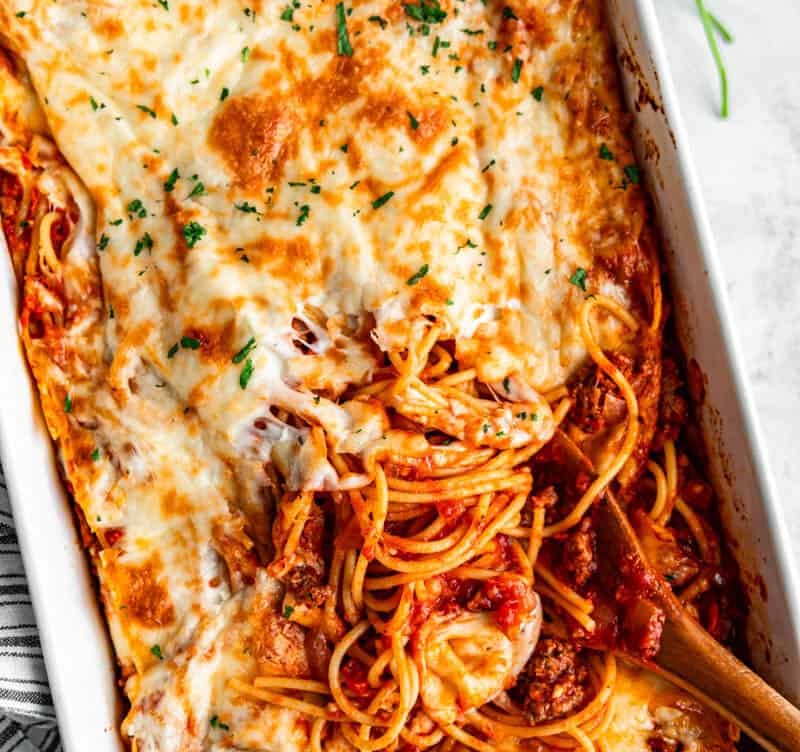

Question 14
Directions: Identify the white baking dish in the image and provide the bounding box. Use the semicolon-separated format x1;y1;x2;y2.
0;1;797;749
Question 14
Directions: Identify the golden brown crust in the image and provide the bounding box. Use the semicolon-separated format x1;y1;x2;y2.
209;95;297;190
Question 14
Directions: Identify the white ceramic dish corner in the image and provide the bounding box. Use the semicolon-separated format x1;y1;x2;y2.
0;2;798;750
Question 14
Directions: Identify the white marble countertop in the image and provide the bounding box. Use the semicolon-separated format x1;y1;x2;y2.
654;1;800;565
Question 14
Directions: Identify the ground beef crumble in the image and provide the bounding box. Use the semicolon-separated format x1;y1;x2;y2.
514;638;594;723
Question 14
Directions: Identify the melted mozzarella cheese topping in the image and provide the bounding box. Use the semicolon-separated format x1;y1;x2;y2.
416;599;541;725
603;663;737;752
124;572;311;752
2;0;641;494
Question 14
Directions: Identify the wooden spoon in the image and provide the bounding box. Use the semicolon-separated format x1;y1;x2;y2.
595;491;800;752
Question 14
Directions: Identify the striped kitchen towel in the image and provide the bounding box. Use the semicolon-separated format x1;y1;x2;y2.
0;464;61;752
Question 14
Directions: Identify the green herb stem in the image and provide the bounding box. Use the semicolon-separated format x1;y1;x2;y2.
708;11;733;43
696;0;729;118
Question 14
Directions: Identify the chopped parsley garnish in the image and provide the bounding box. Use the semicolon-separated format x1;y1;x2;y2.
369;15;387;28
134;232;153;256
232;337;256;363
283;605;295;619
599;143;614;161
126;198;147;219
241;46;250;62
288;181;307;187
170;112;179;125
15;11;26;17
210;715;230;731
157;0;169;9
451;136;458;146
64;394;72;413
110;218;123;226
433;36;441;56
624;164;640;185
531;85;544;101
136;104;157;119
220;87;230;101
569;267;587;291
403;0;446;24
511;58;522;83
187;182;206;199
406;264;429;285
481;158;495;173
181;336;201;350
502;6;518;19
167;343;179;358
235;201;258;213
150;644;163;660
92;448;100;461
516;411;527;419
239;358;254;389
164;168;179;192
97;233;110;251
478;203;492;220
340;143;348;153
488;40;497;50
503;377;510;392
127;199;147;218
280;5;293;20
420;65;430;74
89;96;99;111
336;2;354;56
371;191;394;210
462;28;483;35
109;304;115;319
182;221;206;248
310;184;321;194
349;180;360;190
296;204;310;225
407;111;420;130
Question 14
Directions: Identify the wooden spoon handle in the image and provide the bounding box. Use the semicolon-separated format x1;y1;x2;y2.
656;606;800;752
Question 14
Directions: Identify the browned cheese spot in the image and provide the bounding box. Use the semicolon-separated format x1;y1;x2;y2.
209;94;297;189
113;557;176;628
